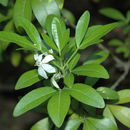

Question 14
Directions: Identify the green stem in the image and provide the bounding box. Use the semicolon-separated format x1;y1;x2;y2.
63;48;78;69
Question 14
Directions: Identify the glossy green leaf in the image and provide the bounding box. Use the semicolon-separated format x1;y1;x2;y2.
68;53;80;71
64;73;74;88
41;33;58;51
14;17;43;50
109;105;130;128
0;31;37;50
68;83;105;108
116;89;130;104
47;90;70;127
72;64;109;79
99;8;125;20
64;118;82;130
55;0;64;9
80;22;120;49
75;11;90;47
84;117;118;130
97;87;119;100
13;87;56;117
31;0;60;28
85;77;99;86
11;52;21;67
31;117;52;130
103;106;117;126
15;69;42;90
83;120;96;130
14;0;32;21
0;0;8;6
84;50;109;65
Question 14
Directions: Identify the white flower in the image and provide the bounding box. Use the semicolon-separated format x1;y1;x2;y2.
51;72;62;89
34;53;56;79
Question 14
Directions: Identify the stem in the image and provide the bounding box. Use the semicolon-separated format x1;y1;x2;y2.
63;48;78;69
111;61;130;90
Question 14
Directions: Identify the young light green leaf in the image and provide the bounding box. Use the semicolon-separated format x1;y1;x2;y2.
68;53;80;71
84;50;109;65
84;117;118;130
13;87;56;117
11;52;21;67
47;90;70;127
0;31;37;50
97;87;119;100
31;0;60;28
80;22;120;49
13;0;32;21
68;83;105;108
99;8;125;21
61;9;76;25
15;69;42;90
116;89;130;104
75;11;90;47
103;106;117;126
64;73;74;88
41;33;58;51
109;105;130;128
31;117;52;130
64;118;82;130
55;0;64;9
14;17;43;50
83;120;97;130
72;64;109;79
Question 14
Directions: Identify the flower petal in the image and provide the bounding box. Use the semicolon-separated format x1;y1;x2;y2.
34;54;39;61
51;76;60;89
42;64;56;73
38;66;48;79
42;55;54;64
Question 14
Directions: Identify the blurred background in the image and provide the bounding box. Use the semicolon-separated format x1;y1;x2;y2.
0;0;130;129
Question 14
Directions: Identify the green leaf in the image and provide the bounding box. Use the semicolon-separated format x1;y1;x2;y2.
127;10;130;22
84;50;109;65
55;0;64;9
0;31;37;50
85;77;99;86
84;117;118;130
80;22;120;49
99;8;125;21
72;64;109;79
15;69;42;90
75;11;90;47
116;89;130;104
41;33;58;51
61;9;76;25
64;73;74;88
0;0;8;6
109;105;130;128
14;17;43;50
103;106;117;126
14;0;32;21
68;83;105;108
68;53;80;71
97;87;119;100
51;17;68;51
108;39;123;46
11;52;21;67
31;0;60;28
64;118;82;130
31;117;52;130
47;90;70;127
13;87;56;117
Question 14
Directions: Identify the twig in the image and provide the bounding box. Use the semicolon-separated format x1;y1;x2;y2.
111;61;130;89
